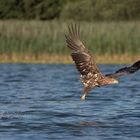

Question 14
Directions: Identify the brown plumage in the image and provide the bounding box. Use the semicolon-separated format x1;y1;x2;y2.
65;24;140;100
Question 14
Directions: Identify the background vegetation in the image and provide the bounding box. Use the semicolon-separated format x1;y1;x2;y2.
0;0;140;21
0;0;139;63
0;20;139;63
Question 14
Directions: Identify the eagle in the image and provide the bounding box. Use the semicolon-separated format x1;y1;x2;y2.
65;24;140;100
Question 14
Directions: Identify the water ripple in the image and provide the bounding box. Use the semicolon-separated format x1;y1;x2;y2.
0;64;139;140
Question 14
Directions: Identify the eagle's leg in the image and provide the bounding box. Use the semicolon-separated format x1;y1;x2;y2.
81;94;86;101
81;87;90;101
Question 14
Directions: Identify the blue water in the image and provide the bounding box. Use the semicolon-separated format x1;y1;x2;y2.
0;64;140;140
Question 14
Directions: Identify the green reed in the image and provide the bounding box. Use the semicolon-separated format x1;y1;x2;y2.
0;20;140;56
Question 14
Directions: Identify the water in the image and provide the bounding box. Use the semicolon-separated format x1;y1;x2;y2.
0;64;140;140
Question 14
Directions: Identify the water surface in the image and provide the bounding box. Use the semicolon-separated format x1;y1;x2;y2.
0;64;140;140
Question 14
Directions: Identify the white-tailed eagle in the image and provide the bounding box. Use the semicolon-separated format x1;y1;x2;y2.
65;24;140;100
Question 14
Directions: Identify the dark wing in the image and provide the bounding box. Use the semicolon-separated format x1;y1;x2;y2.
65;24;102;79
106;60;140;78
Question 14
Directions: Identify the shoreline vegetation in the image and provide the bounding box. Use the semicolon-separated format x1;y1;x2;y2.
0;54;139;64
0;20;139;64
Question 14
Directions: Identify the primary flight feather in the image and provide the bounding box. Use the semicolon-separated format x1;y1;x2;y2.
65;24;140;100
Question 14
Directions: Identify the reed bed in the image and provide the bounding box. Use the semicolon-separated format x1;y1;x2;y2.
0;20;139;63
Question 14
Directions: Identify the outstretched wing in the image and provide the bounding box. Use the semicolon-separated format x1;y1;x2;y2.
106;60;140;78
65;24;102;83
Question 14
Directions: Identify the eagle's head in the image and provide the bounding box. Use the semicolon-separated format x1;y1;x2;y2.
102;77;119;86
108;78;119;84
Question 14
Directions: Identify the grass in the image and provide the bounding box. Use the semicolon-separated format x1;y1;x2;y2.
0;54;139;64
0;20;139;63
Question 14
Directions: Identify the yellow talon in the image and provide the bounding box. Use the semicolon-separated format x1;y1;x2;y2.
81;94;86;101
